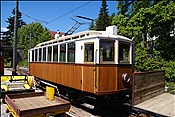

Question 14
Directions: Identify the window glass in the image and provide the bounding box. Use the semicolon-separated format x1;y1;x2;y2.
119;42;130;63
32;50;34;62
100;40;114;62
60;44;66;62
35;49;38;62
53;45;58;62
47;46;52;62
39;48;42;61
43;47;46;61
84;43;94;62
68;42;75;62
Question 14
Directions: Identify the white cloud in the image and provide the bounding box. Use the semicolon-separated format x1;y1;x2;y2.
1;27;9;32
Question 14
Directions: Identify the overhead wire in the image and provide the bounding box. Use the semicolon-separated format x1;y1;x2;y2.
45;0;94;26
21;12;49;24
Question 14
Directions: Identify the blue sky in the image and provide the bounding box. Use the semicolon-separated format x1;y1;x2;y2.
1;1;118;33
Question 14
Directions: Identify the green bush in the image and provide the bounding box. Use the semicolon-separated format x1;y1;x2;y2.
18;58;28;67
165;81;175;94
162;61;175;83
134;43;165;72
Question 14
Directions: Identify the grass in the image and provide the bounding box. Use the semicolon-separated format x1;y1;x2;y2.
17;58;28;67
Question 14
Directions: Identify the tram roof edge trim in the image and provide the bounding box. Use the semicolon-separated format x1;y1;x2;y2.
34;26;131;48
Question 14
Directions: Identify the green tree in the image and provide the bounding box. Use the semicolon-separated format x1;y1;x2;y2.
1;9;26;65
113;0;175;60
135;43;165;72
2;9;26;45
95;0;110;31
116;0;134;16
17;22;52;58
149;1;175;60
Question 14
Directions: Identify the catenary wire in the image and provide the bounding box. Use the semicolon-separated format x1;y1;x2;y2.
21;12;49;24
45;0;93;26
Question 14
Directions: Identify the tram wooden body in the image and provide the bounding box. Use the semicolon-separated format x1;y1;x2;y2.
28;26;133;98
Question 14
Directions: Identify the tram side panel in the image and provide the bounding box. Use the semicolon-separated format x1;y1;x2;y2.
29;62;83;91
96;65;117;94
117;65;133;90
96;64;133;95
29;62;133;95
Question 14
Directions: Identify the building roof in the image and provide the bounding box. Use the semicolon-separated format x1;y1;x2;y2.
48;31;65;38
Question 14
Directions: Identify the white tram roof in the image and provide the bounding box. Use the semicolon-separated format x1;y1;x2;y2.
34;28;131;48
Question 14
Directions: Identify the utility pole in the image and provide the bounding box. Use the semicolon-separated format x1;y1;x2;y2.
13;0;18;75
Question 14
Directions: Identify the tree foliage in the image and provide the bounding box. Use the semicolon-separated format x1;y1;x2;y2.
113;0;175;83
17;22;52;58
1;9;26;65
112;0;175;60
95;0;110;31
134;43;165;72
2;9;26;46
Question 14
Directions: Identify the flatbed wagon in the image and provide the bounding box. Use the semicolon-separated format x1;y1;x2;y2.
5;92;71;117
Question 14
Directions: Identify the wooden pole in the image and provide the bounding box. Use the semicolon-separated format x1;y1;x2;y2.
13;0;18;75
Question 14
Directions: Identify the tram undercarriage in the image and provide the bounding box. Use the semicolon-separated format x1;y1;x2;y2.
34;77;132;110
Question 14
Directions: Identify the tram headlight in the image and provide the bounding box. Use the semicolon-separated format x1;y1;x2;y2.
122;73;130;83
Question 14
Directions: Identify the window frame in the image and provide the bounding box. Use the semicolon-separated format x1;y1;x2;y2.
59;43;66;63
32;50;35;62
43;47;46;62
67;42;75;63
84;42;94;64
47;46;52;62
99;39;115;64
118;41;130;64
38;48;42;62
53;45;59;62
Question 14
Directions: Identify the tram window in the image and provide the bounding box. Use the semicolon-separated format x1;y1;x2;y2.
47;46;52;62
119;42;130;63
100;40;114;63
35;49;38;62
32;50;34;62
43;47;46;61
53;45;58;62
84;43;94;62
68;42;75;62
60;44;66;62
39;48;42;61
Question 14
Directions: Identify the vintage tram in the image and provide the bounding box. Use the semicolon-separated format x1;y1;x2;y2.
28;26;133;105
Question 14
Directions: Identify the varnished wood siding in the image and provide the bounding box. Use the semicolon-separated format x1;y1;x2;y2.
29;63;133;94
117;65;133;90
29;63;82;90
82;65;95;93
96;65;117;93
